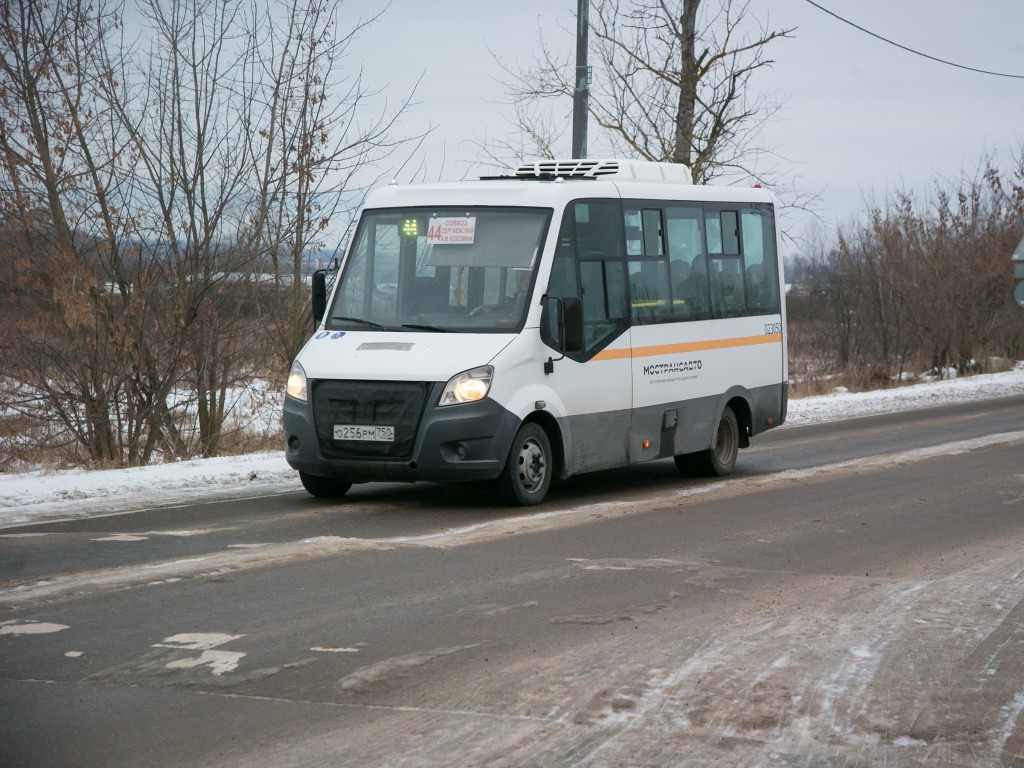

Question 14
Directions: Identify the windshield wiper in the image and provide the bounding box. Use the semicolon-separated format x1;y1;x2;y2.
401;323;453;333
332;316;389;330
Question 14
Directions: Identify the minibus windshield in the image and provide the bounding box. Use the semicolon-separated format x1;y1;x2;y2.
327;207;551;333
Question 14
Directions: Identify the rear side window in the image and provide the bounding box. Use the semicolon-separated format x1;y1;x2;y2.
629;200;781;323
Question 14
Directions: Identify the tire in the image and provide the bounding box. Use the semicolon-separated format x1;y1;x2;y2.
499;422;552;506
675;405;739;478
704;405;739;476
673;451;701;477
299;471;352;499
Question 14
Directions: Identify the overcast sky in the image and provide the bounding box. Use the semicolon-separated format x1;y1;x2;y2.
339;0;1023;251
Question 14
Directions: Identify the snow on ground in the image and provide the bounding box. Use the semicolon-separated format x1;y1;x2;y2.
2;363;1023;529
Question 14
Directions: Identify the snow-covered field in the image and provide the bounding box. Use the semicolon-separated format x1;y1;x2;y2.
2;364;1023;529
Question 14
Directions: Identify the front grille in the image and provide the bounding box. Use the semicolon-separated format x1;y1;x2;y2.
312;380;429;460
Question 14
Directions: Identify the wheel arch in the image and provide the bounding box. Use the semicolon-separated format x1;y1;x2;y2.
720;387;753;450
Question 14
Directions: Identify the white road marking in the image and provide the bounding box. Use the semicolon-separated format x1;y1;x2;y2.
144;556;211;569
155;633;244;650
311;646;362;653
0;619;70;635
155;633;246;676
92;529;233;542
165;649;245;676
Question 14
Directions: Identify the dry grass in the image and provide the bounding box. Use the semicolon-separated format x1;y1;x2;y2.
0;378;285;473
788;356;1017;399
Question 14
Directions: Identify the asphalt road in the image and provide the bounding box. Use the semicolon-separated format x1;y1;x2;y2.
2;396;1024;767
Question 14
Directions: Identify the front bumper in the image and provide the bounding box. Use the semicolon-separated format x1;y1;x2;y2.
284;380;521;483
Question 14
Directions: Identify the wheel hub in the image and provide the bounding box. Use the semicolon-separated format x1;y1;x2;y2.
518;438;546;490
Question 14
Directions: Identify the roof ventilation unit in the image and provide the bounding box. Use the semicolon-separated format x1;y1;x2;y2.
514;158;692;184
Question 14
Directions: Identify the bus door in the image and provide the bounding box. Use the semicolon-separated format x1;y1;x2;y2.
624;203;703;460
542;200;633;475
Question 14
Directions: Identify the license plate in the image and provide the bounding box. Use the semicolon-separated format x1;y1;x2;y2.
333;424;395;442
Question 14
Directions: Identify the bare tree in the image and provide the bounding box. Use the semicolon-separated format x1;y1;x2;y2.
486;0;793;185
0;0;419;465
115;0;422;457
111;0;280;458
0;0;152;465
793;157;1024;384
242;0;422;369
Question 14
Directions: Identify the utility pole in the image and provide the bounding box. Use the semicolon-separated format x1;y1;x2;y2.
572;0;590;159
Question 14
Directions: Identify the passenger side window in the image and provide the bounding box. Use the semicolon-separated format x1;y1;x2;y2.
669;203;781;320
626;207;670;323
740;208;781;314
704;208;744;317
665;206;708;320
703;204;781;318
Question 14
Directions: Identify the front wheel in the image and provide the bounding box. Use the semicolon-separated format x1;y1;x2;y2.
299;471;352;499
499;422;552;506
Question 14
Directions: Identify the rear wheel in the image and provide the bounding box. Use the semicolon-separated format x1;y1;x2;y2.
703;405;739;476
499;422;552;506
673;452;700;477
674;405;739;478
299;471;352;499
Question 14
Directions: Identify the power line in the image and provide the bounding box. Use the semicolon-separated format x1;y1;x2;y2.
803;0;1024;79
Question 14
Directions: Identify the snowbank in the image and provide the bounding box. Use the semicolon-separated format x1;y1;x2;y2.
2;364;1023;528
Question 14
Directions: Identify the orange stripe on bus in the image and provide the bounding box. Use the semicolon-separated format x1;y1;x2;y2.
593;333;783;361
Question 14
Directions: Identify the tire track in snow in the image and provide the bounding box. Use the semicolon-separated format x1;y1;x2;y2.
562;550;1024;767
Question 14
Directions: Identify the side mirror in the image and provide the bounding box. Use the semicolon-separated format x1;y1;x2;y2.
311;269;328;325
560;297;584;353
541;295;584;355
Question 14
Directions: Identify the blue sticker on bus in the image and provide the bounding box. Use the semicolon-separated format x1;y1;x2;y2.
332;332;346;339
316;331;330;339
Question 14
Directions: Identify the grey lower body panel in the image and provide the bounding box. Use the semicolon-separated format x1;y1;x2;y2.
286;379;788;485
560;381;787;477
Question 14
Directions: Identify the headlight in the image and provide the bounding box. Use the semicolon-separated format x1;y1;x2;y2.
439;366;493;406
286;361;308;401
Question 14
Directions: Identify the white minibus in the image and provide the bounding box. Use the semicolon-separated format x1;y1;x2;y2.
284;159;787;505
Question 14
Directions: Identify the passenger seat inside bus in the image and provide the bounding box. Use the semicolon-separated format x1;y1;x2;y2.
670;259;691;317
